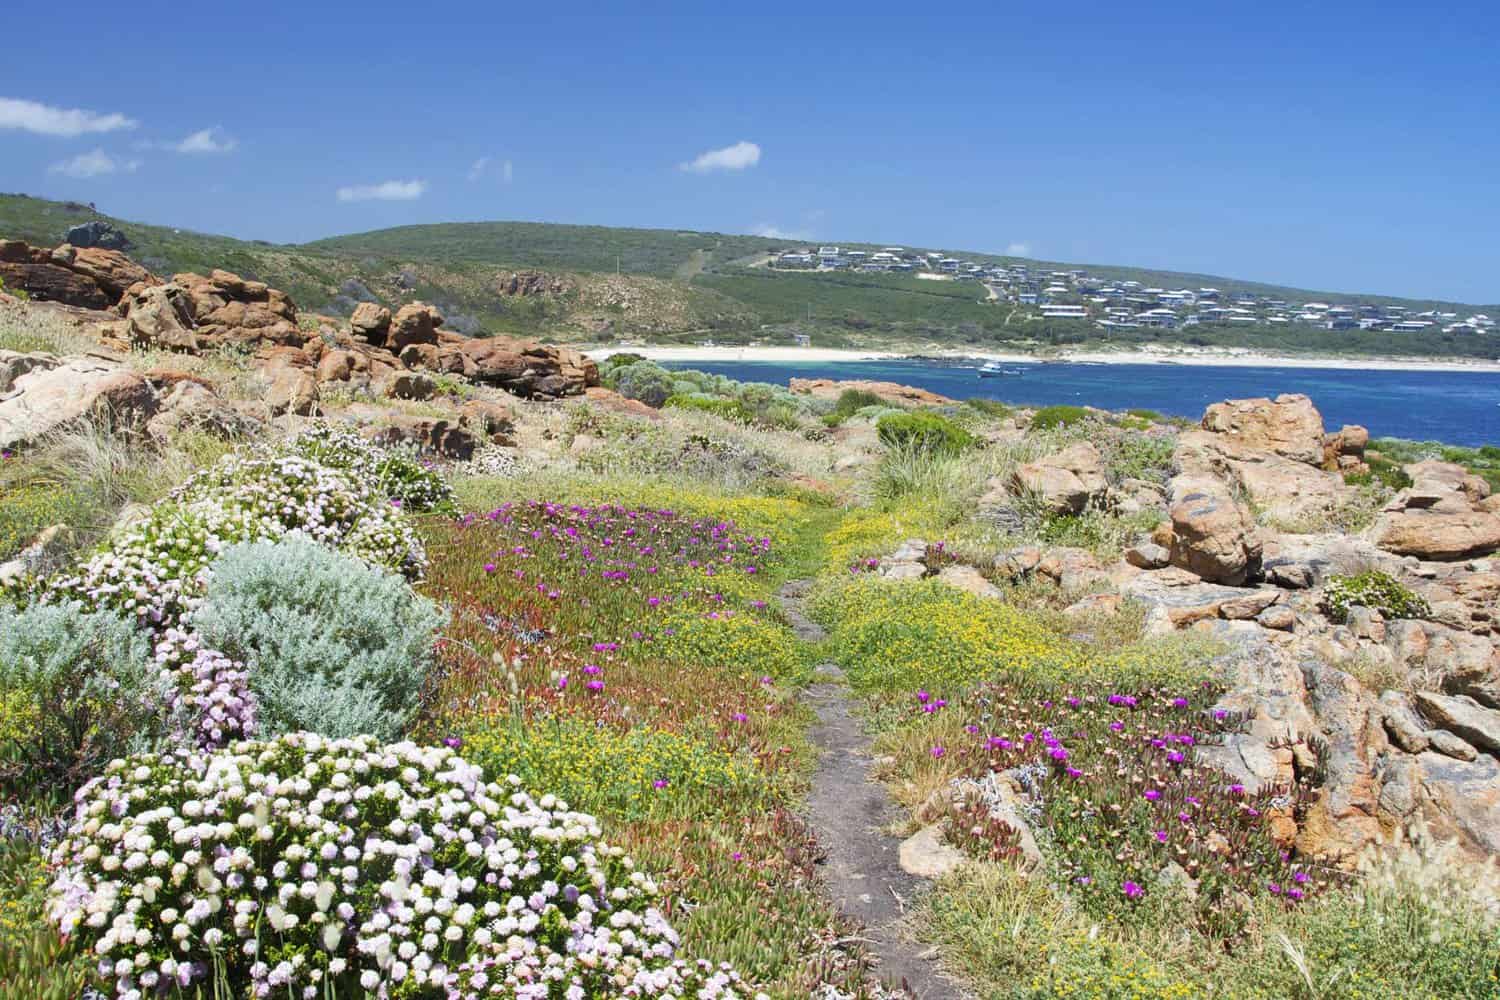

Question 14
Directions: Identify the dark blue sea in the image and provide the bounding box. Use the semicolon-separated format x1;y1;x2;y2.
661;358;1500;447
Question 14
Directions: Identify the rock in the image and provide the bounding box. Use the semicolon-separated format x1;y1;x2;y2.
455;337;599;399
1379;692;1431;754
365;414;477;460
787;377;955;406
582;386;662;421
387;372;435;401
1256;605;1297;631
1035;547;1108;591
1413;691;1500;757
1372;507;1500;561
1122;571;1276;626
1201;393;1326;465
1175;428;1351;523
264;364;318;416
145;378;256;440
1380;752;1500;857
349;302;392;344
0;258;112;309
113;284;199;351
0;357;156;449
1125;542;1171;569
1346;605;1387;643
898;823;967;879
1165;478;1261;585
936;564;1002;600
64;220;132;251
389;303;442;352
458;398;515;442
1385;620;1429;666
881;562;926;582
1324;424;1369;471
1407;460;1491;503
1219;589;1282;621
49;244;155;300
1063;593;1123;617
993;545;1042;579
1295;659;1389;860
1010;441;1108;515
0;350;58;393
1427;729;1479;762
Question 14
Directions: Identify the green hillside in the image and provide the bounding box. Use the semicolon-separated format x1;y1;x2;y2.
2;192;1494;357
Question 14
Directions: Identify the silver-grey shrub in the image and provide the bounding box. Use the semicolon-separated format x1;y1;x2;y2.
189;537;443;741
0;601;162;803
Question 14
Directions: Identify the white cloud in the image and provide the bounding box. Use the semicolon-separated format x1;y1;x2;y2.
680;140;761;173
47;148;141;179
751;223;812;241
336;179;428;203
174;127;237;154
1005;242;1031;257
0;96;137;137
468;156;513;183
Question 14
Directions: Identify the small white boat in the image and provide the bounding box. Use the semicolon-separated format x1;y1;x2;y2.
977;362;1007;377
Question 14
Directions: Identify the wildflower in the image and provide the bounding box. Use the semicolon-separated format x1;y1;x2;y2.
1155;830;1169;843
1143;789;1161;801
442;736;463;750
483;562;496;574
1122;881;1144;899
930;746;945;759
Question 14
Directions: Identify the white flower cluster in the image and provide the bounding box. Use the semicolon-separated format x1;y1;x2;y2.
48;453;424;628
154;628;257;751
290;422;454;512
48;734;762;1000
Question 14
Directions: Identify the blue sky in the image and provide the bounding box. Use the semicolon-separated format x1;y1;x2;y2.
2;1;1497;303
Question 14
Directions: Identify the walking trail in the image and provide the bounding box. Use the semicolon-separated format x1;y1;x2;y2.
778;580;963;1000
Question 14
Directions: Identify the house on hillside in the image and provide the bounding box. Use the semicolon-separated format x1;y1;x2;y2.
1041;303;1089;319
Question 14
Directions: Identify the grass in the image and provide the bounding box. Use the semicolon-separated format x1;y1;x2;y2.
0;423;240;563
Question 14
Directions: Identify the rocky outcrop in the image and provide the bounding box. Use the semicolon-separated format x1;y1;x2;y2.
1163;477;1262;584
496;270;570;297
448;336;598;399
64;220;132;251
1010;441;1108;514
1370;460;1500;560
0;356;156;448
788;377;955;406
1201;393;1326;464
0;240;157;309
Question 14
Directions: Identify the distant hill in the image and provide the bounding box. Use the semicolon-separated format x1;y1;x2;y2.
2;192;1494;358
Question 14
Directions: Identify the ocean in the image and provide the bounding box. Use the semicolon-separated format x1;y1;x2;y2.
658;358;1500;447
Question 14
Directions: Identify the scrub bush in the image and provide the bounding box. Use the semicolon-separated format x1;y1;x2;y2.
876;411;976;456
0;602;160;804
190;537;443;740
1321;571;1430;624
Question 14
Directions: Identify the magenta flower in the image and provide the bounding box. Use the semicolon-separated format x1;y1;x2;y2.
1155;830;1169;843
1143;789;1161;801
652;779;669;789
1122;881;1143;899
930;745;945;759
732;712;748;723
483;563;496;574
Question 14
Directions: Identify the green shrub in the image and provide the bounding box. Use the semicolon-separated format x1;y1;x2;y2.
876;410;976;456
605;360;676;407
665;393;755;423
1321;570;1431;623
1029;405;1091;431
964;398;1013;418
0;601;160;805
0;840;93;1000
1345;453;1413;491
190;538;443;740
822;388;889;426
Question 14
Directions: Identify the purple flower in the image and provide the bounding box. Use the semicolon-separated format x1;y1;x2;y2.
1122;881;1143;899
1155;830;1169;843
1143;789;1161;801
653;779;669;789
930;745;945;759
443;736;463;750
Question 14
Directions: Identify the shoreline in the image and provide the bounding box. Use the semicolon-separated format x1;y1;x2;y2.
582;344;1500;374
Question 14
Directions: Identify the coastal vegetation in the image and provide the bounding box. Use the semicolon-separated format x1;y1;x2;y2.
2;242;1500;999
5;193;1496;361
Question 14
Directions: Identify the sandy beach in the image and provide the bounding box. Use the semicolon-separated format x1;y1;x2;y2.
583;344;1500;374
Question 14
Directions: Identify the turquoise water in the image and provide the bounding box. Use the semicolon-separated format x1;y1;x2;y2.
660;358;1500;447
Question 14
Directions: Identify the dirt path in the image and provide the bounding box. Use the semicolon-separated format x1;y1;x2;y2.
779;581;962;1000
